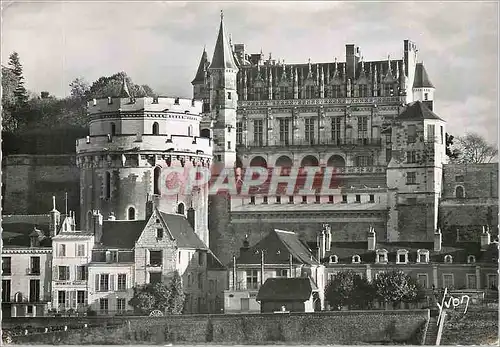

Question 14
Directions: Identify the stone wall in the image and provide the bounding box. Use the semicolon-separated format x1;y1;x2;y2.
442;164;498;199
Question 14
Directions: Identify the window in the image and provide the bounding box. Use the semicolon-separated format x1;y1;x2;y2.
276;196;281;204
442;274;454;288
329;255;338;264
352;255;361;263
246;270;259;290
2;280;11;302
236;122;243;144
385;134;392;144
427;124;435;142
77;291;86;304
74;244;85;257
105;171;111;199
198;252;204;266
152;122;159;135
76;266;88;281
117;274;127;291
440;126;443;144
376;250;388;263
198;273;203;289
315;195;320;204
279;118;290;146
30;256;40;275
328;195;334;203
355;195;361;203
305;118;315;145
358;84;368;97
406;172;416;185
407;124;416;143
342;195;347;203
467;255;476;264
331;117;341;144
2;257;11;276
59;244;66;257
356;155;372;167
406;151;417;164
417;250;429;263
227;141;231;150
417;274;428;289
455;175;464;182
128;207;136;220
455;186;465;199
487;274;498;290
58;291;66;306
58;266;70;281
227;92;231;100
276;269;288;277
250;196;255;204
466;274;477;289
253;120;263;146
149;272;161;284
149;250;163;266
99;274;109;292
369;194;375;203
397;250;408;264
117;298;126;312
332;85;341;98
302;196;307;204
29;279;40;302
357;116;368;141
111;123;116;136
424;93;428;101
288;196;294;204
99;298;109;313
444;255;453;263
156;228;164;239
263;196;268;204
174;97;179;105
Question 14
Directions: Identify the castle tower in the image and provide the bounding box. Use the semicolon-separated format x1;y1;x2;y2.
76;79;213;246
208;11;239;168
192;47;210;113
412;62;435;111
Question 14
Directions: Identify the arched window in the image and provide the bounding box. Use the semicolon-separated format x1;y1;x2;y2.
467;255;476;264
329;255;338;264
352;255;361;264
444;255;453;264
128;207;136;220
105;171;111;199
111;123;116;136
14;292;23;303
152;122;159;135
456;186;465;199
153;166;161;195
177;203;185;215
188;125;193;137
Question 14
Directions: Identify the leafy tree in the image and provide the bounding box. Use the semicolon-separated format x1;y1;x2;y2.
373;270;423;309
350;274;377;310
129;287;156;315
69;77;90;99
445;132;460;161
87;72;156;99
167;270;185;314
8;52;28;106
1;66;19;131
453;133;498;164
324;270;357;310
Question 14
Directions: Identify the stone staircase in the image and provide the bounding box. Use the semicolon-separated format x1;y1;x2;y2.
424;316;439;345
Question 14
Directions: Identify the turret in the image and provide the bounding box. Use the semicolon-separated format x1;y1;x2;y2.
412;62;435;111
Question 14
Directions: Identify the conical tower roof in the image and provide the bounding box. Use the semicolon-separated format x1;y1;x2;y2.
413;62;434;88
209;11;238;70
119;75;131;98
192;47;209;84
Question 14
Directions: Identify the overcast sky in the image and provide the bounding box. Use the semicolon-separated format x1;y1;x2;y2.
2;1;498;143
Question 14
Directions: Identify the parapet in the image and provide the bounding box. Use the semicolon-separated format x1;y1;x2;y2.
87;97;203;116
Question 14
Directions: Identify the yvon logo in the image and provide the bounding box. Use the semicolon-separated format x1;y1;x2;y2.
436;287;470;325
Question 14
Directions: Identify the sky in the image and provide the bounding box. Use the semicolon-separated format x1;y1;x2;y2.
2;1;498;144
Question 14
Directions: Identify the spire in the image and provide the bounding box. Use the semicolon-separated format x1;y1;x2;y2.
192;47;209;84
119;75;131;98
413;62;435;88
209;11;238;70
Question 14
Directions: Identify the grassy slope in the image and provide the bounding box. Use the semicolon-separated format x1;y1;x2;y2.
440;309;498;345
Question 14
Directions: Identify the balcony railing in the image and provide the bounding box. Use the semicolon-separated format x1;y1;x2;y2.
239;137;382;149
26;268;41;275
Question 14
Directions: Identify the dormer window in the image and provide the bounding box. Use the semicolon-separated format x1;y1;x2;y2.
467;255;476;264
396;249;409;264
329;255;338;264
376;249;388;263
352;255;361;264
156;228;164;239
444;255;453;264
417;249;429;263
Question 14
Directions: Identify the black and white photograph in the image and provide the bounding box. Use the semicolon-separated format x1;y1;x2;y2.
1;1;498;345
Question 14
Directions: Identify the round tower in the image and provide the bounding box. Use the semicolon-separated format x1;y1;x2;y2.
76;86;212;246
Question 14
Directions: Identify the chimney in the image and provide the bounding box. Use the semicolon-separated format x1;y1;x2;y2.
367;227;376;251
145;194;157;219
49;196;61;237
481;226;491;251
92;210;103;244
187;208;196;230
434;229;442;252
317;227;326;260
30;227;41;247
108;212;116;221
323;224;332;252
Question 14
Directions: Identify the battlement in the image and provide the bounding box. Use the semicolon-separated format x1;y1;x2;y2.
87;97;203;116
76;134;212;156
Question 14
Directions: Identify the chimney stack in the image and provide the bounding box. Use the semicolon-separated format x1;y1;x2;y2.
108;212;116;221
323;224;332;252
49;196;61;237
481;226;491;251
92;210;104;244
145;194;158;219
368;227;376;251
434;229;442;252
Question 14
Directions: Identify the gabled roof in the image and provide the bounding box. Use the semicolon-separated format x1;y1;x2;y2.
159;212;208;250
100;220;147;249
413;63;434;88
192;48;209;84
235;229;317;266
256;277;314;301
209;15;238;70
397;100;444;121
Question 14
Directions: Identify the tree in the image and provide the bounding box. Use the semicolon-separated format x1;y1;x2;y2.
324;270;357;310
129;287;156;315
8;52;28;106
350;274;377;310
373;270;423;309
87;72;156;99
453;133;498;164
167;270;185;314
69;77;90;99
1;66;19;131
445;133;460;161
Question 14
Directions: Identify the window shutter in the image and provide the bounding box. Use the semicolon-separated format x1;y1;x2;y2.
95;274;99;292
110;274;115;291
53;266;58;280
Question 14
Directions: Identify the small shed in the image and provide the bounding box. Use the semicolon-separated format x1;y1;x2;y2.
256;277;316;313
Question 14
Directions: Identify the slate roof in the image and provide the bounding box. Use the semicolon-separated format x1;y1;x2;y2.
235;229;318;266
256;277;314;301
159;212;208;250
2;223;52;248
209;16;238;70
100;220;147;249
318;240;498;265
192;48;209;84
397;100;444;121
413;63;435;88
